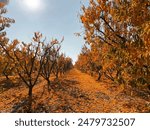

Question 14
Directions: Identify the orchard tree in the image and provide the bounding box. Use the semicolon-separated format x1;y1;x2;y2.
75;45;91;73
53;53;73;79
79;0;150;88
0;1;15;79
40;39;61;91
53;53;66;79
0;32;57;112
63;57;73;72
9;33;44;112
12;32;62;112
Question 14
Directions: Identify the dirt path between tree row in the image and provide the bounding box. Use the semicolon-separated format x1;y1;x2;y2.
0;68;150;112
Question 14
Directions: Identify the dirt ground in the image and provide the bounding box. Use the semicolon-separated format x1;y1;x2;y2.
0;69;150;113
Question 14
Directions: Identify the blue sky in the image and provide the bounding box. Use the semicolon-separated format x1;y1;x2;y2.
3;0;89;63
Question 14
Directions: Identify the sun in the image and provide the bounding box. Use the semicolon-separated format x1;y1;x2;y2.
24;0;41;10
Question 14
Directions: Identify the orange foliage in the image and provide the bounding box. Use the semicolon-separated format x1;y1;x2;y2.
77;0;150;89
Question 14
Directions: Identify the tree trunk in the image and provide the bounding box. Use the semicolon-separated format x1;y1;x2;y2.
97;71;102;81
3;71;10;80
28;86;33;112
5;74;9;80
56;71;59;79
116;69;124;84
104;71;114;81
3;63;10;80
47;79;51;91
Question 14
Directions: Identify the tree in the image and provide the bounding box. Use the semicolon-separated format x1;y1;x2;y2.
63;57;73;72
1;32;54;112
40;39;61;91
53;53;73;79
75;45;91;73
0;1;15;79
78;0;150;89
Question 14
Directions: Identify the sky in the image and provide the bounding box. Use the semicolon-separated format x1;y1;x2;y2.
2;0;89;64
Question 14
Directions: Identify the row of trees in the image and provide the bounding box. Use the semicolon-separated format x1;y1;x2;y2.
0;4;73;111
76;0;150;90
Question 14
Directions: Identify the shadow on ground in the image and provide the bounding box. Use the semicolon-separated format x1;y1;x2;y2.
11;78;89;113
0;78;22;93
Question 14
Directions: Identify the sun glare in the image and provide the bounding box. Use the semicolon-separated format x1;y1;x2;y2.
24;0;41;10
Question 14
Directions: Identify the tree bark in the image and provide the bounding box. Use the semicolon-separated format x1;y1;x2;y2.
47;79;51;92
97;71;102;81
28;86;33;112
56;71;59;79
4;74;9;80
